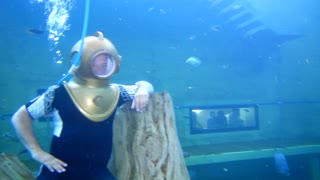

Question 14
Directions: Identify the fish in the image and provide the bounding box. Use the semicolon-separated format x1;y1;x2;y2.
1;113;12;120
274;152;290;176
183;151;190;158
17;149;29;156
1;132;19;142
210;25;222;31
27;28;44;35
185;56;201;67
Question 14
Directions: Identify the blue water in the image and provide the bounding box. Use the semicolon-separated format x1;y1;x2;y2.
1;0;320;179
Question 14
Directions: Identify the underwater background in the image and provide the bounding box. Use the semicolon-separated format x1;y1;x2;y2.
1;0;320;179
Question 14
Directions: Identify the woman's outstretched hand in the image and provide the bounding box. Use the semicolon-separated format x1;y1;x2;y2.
32;149;68;173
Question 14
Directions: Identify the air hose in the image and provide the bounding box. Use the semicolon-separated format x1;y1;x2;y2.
58;0;90;84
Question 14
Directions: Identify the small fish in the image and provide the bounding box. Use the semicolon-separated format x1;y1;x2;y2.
274;152;290;176
28;28;44;35
185;56;201;67
1;132;19;142
147;7;154;12
210;25;222;31
305;58;310;63
223;167;228;172
159;9;167;15
183;151;190;158
1;113;12;120
17;149;29;156
233;4;242;10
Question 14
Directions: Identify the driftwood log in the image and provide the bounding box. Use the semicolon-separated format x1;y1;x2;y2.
108;92;189;180
0;153;35;180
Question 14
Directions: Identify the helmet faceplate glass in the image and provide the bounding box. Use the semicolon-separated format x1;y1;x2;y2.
90;52;116;79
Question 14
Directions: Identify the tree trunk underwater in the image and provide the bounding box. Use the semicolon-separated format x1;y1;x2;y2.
108;92;189;180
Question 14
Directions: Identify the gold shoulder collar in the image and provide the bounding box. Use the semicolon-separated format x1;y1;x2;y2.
64;82;120;122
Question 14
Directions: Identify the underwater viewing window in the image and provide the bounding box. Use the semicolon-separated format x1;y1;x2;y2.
190;104;259;134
